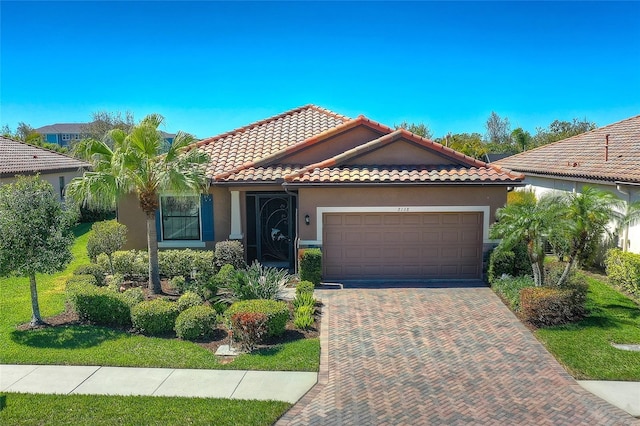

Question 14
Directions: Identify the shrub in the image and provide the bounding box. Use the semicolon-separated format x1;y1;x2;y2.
86;220;127;270
296;280;314;296
74;263;106;286
96;253;110;273
175;305;217;341
491;275;535;310
487;241;530;284
176;291;203;312
121;287;144;307
158;250;193;278
520;286;586;327
220;261;290;303
131;299;179;336
299;249;322;285
605;248;640;294
66;278;131;327
293;291;316;310
169;275;188;293
65;274;98;289
230;312;269;351
111;250;148;279
214;240;246;269
225;299;289;338
106;273;125;292
293;305;315;330
191;250;217;281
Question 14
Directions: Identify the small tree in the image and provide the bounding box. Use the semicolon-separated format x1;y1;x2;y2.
87;220;128;272
0;176;75;325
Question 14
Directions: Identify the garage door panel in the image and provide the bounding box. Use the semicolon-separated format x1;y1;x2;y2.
323;212;482;280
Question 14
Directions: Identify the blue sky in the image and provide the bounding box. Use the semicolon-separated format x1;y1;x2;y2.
1;1;639;139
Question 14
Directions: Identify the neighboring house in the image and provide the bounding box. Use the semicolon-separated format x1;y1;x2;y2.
495;115;640;254
35;123;176;147
0;136;90;200
119;105;523;281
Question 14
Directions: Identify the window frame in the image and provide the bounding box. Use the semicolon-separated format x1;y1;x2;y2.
159;194;202;242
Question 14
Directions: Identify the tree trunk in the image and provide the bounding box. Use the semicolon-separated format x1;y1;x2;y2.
29;273;45;326
147;213;162;294
557;252;578;287
531;261;542;287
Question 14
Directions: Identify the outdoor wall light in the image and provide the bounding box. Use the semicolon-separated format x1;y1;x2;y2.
305;214;310;225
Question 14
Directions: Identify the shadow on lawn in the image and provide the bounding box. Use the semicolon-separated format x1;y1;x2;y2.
11;325;123;349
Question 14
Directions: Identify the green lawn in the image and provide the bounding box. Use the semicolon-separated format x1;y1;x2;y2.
535;275;640;380
0;222;319;372
0;393;290;426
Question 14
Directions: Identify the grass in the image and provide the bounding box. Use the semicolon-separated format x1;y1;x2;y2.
0;393;290;425
0;222;320;371
535;275;640;380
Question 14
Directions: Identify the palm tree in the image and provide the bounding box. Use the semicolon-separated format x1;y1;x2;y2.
490;194;562;286
67;114;209;294
552;186;623;286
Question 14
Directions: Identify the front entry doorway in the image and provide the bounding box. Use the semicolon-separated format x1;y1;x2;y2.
246;193;296;270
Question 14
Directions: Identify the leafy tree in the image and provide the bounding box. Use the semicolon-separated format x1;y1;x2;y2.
81;111;136;144
394;121;433;139
435;132;487;160
87;220;128;272
485;112;516;154
550;187;622;286
510;128;533;152
490;194;561;286
0;176;75;325
67;114;209;294
533;118;596;147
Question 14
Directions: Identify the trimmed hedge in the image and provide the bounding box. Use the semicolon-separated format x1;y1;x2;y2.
225;299;289;338
176;291;203;312
299;249;322;285
520;286;586;327
174;305;217;341
131;299;179;336
296;280;314;296
158;249;216;281
100;250;148;278
73;263;106;286
66;277;131;327
215;240;246;269
230;311;268;351
605;249;640;294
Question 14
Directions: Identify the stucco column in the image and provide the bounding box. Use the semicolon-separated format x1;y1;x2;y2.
229;190;243;240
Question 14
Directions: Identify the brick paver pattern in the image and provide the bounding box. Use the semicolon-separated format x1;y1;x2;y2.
278;287;637;425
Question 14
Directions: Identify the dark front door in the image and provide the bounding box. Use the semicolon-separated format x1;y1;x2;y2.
246;193;295;269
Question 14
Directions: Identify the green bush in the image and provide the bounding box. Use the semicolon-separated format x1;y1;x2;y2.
214;240;246;269
169;276;188;293
86;220;127;269
219;261;290;303
73;263;106;286
230;311;269;351
106;273;125;292
299;249;322;285
520;286;586;327
121;287;145;307
159;250;193;278
296;280;314;296
174;305;217;341
293;305;315;330
293;292;316;310
66;278;131;327
605;248;640;294
65;274;98;289
225;299;289;337
131;299;179;336
491;275;535;311
176;291;203;312
487;241;530;284
111;250;148;279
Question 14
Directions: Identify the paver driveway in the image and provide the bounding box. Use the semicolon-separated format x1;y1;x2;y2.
278;286;637;425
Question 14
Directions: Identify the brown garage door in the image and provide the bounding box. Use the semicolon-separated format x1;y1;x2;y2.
322;212;483;280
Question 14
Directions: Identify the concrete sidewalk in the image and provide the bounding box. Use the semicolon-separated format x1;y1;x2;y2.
578;380;640;418
0;364;317;404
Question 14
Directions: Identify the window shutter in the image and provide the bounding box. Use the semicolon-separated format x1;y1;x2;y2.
201;194;214;241
155;210;162;242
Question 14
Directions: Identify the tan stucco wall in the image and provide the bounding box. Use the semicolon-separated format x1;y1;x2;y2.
296;185;507;242
0;170;85;202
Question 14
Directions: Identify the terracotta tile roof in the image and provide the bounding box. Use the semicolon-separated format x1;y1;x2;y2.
284;165;523;184
494;115;640;183
218;165;304;183
192;105;350;179
0;137;90;176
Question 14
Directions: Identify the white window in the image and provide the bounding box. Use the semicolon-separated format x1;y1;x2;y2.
160;195;200;240
62;134;71;141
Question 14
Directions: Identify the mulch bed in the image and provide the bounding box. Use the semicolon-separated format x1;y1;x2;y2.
17;278;320;358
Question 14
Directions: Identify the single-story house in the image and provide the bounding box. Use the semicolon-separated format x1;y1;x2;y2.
0;136;90;200
495;114;640;254
120;105;523;281
35;123;176;147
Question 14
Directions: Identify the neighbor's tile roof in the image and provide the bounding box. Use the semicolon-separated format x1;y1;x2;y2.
494;115;640;183
0;137;90;175
286;165;523;184
194;105;350;178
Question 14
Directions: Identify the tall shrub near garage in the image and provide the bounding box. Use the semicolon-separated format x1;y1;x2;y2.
605;249;640;294
299;249;322;286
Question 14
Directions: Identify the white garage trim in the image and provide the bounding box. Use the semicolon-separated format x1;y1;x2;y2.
299;205;496;246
